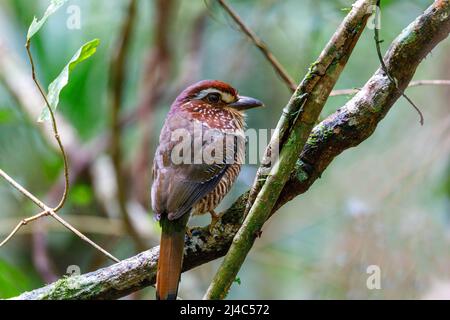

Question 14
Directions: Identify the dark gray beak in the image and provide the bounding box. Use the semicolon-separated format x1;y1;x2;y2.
228;95;264;110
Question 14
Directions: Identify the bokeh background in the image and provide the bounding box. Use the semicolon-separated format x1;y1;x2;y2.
0;0;449;299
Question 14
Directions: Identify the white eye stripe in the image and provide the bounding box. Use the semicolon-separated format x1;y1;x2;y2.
195;88;235;103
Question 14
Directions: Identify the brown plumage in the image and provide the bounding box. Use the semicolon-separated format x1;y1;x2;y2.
151;80;263;300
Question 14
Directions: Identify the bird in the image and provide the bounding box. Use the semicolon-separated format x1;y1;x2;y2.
151;80;263;300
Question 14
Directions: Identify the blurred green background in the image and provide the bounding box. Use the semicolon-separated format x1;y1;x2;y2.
0;0;449;299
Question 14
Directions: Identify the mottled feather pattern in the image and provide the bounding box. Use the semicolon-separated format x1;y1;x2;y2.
152;80;262;300
192;163;241;215
151;81;247;221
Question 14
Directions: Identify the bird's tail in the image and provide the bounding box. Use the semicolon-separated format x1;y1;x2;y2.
156;216;186;300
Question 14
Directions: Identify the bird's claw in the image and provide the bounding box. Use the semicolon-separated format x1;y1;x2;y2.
208;211;223;234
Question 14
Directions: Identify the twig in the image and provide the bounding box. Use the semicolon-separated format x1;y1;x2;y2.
330;80;450;96
374;0;424;125
204;0;375;300
25;40;69;211
0;215;142;237
0;169;119;263
217;0;297;92
0;35;93;212
108;0;146;251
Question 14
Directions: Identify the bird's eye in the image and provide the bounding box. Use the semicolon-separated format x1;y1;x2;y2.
206;93;221;103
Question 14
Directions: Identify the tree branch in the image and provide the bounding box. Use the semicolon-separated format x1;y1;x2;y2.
24;40;70;211
11;0;450;300
217;0;297;91
330;79;450;96
0;169;120;263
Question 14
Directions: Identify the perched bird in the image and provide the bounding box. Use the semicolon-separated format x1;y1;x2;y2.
151;80;263;300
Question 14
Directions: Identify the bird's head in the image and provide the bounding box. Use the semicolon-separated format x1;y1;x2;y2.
172;80;264;130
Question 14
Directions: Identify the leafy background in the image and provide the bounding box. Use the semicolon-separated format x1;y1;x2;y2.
0;0;449;299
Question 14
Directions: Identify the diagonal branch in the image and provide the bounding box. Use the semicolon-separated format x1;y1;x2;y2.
330;79;450;96
217;0;297;91
25;40;69;212
0;169;119;263
11;0;450;300
374;0;423;125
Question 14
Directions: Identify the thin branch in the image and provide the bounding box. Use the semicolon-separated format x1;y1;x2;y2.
25;41;69;211
0;210;49;248
11;0;450;299
217;0;297;92
0;215;142;237
0;169;120;263
216;0;449;103
374;0;423;125
330;79;450;96
0;34;94;215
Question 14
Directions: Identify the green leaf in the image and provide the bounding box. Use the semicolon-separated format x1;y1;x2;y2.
0;259;30;298
27;0;68;41
38;39;100;122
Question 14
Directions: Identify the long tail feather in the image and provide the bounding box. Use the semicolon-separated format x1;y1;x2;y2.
156;218;186;300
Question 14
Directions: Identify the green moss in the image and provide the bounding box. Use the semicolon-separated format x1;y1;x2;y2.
39;275;106;300
322;125;335;139
306;134;319;147
304;61;320;81
306;128;321;147
295;160;309;182
306;123;334;148
40;276;81;300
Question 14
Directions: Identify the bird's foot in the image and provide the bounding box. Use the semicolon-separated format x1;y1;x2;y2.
209;210;223;234
186;227;193;238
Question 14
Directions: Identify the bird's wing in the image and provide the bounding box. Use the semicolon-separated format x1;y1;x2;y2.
151;115;240;221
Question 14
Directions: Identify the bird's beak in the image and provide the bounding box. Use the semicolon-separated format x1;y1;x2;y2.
228;95;264;110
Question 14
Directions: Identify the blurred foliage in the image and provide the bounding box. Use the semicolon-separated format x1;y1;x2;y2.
0;0;449;299
0;259;30;298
